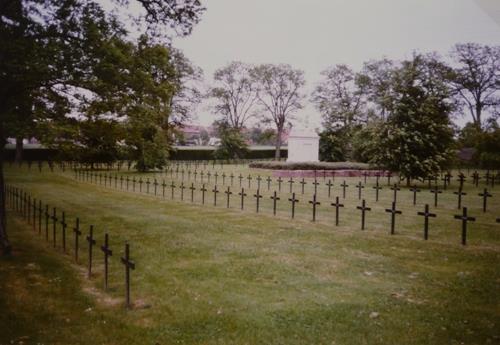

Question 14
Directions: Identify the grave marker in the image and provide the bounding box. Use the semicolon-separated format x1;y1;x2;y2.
454;207;476;245
73;218;81;262
453;189;467;209
86;225;96;278
121;242;135;309
356;199;371;230
288;193;299;219
385;202;402;235
417;204;436;240
270;191;280;215
101;233;113;290
478;188;492;212
238;188;247;210
331;196;344;226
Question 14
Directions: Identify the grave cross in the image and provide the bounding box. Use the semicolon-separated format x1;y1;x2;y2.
326;180;333;198
139;178;143;193
238;174;243;187
457;173;466;189
286;178;295;193
267;176;272;191
430;187;442;207
230;173;235;186
200;171;205;183
38;201;42;235
309;194;321;222
73;218;81;262
270;191;280;215
454;207;476;245
362;171;369;184
222;172;226;185
385;202;402;235
189;183;196;202
32;198;37;232
86;225;96;278
101;233;113;290
170;181;176;199
417;204;436;240
51;207;58;248
331;196;344;226
277;177;283;192
313;179;320;195
341;181;349;199
126;176;130;191
453;189;467;209
478;188;492;212
390;184;400;203
472;171;479;187
60;211;67;252
207;172;212;183
409;185;421;205
132;177;136;192
180;182;186;201
238;188;247;210
441;175;448;190
146;178;151;194
372;182;382;202
120;175;124;189
247;174;252;189
200;184;207;204
254;189;263;213
121;242;136;309
256;175;262;190
356;199;371;230
288;193;299;219
386;172;392;186
214;172;219;185
161;180;166;198
153;179;158;196
225;187;232;208
300;178;307;194
212;185;220;206
356;181;365;200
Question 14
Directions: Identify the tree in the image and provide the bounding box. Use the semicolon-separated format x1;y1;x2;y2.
371;54;455;184
251;64;305;159
209;62;257;130
449;43;500;130
312;64;366;130
213;121;249;159
0;0;205;254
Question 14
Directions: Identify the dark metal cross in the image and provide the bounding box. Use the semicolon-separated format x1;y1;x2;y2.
214;172;219;185
309;194;321;222
270;191;280;215
180;182;186;201
146;178;150;193
356;199;371;230
453;189;467;209
417;204;436;240
478;188;492;212
121;242;135;309
189;183;196;202
277;177;283;192
73;218;81;262
225;187;232;208
254;189;263;213
60;211;67;253
430;187;442;207
230;173;235;186
238;174;243;187
313;179;320;195
120;175;124;189
247;174;252;188
86;225;96;278
385;202;402;235
222;172;226;185
212;185;220;206
457;173;466;189
300;178;307;194
288;178;295;193
472;171;479;187
200;184;207;204
326;180;333;198
356;181;364;200
373;182;382;202
132;177;136;192
288;193;299;219
454;207;476;245
238;188;247;210
409;185;421;205
267;176;272;191
331;196;344;226
341;181;349;199
362;171;369;184
170;181;176;199
101;233;113;290
256;175;262;190
139;178;143;193
386;172;392;186
153;179;158;195
390;184;400;203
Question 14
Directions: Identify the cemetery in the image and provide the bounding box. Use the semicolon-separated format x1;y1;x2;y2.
1;1;500;344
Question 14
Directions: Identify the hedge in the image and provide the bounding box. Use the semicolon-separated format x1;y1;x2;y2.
249;161;372;170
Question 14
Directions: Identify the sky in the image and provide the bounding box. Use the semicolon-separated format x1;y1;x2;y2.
172;0;500;129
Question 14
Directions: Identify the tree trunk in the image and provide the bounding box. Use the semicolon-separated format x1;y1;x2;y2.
274;129;282;160
15;137;23;163
476;103;482;130
0;128;12;255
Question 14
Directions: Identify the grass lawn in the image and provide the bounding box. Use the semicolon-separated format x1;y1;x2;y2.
1;163;499;344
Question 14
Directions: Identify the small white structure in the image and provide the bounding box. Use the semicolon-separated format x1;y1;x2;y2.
287;127;319;162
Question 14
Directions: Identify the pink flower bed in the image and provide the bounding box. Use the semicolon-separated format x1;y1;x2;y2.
272;169;390;178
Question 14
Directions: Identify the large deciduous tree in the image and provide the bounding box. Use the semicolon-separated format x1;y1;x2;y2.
312;64;366;130
251;64;305;159
371;54;455;183
209;62;257;130
449;43;500;130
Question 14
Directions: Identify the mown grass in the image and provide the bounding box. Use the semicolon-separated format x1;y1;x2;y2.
1;163;499;345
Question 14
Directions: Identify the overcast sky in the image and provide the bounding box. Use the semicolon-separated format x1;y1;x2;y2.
172;0;500;129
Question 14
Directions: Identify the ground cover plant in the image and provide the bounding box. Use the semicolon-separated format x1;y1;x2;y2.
1;162;499;344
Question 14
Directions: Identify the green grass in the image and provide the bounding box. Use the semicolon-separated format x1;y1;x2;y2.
1;163;499;344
